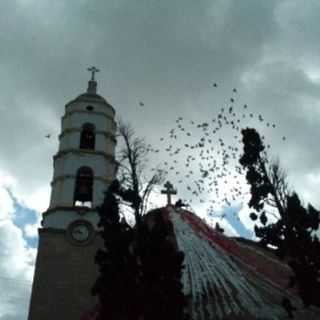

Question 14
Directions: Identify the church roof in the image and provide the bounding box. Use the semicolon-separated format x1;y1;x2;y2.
75;92;108;103
144;206;320;320
65;79;115;114
65;92;115;112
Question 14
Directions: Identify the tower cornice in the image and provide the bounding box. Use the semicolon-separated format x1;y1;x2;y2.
42;206;94;219
53;148;118;163
65;94;115;115
38;227;66;235
63;109;116;123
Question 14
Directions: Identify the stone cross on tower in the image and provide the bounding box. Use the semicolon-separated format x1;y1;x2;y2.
161;181;177;206
87;66;100;81
87;66;100;94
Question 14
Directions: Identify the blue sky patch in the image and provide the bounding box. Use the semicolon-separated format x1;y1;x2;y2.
222;204;254;240
6;188;39;248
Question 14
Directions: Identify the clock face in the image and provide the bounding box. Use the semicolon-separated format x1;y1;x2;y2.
69;221;93;244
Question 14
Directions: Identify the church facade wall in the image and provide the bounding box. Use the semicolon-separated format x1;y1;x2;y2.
62;111;115;134
53;153;113;180
28;230;102;320
42;210;100;229
49;172;111;208
49;177;74;207
59;130;115;154
58;130;115;154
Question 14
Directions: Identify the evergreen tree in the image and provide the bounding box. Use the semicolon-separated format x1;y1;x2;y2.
139;208;187;320
92;180;140;320
240;127;320;309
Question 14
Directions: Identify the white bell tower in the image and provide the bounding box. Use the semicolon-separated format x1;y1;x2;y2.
28;68;118;320
42;66;117;230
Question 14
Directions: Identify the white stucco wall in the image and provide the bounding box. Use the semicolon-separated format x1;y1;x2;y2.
49;176;110;208
50;152;115;208
49;178;74;207
59;130;115;155
61;111;115;134
53;152;114;180
66;99;115;120
44;90;117;229
94;179;109;205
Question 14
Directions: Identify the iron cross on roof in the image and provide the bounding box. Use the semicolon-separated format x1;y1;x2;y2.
161;181;177;206
87;66;100;81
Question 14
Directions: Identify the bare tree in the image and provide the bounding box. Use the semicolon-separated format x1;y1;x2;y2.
263;157;291;220
116;120;165;225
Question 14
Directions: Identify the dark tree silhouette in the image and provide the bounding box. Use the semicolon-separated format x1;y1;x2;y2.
92;180;139;320
138;208;188;320
240;127;320;310
92;180;188;320
239;128;285;216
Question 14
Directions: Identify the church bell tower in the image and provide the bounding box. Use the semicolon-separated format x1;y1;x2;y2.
28;68;117;320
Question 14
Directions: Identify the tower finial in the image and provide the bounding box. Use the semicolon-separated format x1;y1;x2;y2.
87;66;100;81
87;66;100;94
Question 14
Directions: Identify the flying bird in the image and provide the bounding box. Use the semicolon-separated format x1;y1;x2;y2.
45;134;51;138
154;85;285;216
139;102;144;107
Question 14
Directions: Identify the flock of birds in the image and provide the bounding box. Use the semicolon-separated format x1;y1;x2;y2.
142;83;287;218
43;83;287;221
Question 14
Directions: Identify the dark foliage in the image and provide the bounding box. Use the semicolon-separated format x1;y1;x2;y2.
92;180;187;320
240;128;320;310
239;128;273;212
282;297;296;319
92;180;139;320
139;209;187;320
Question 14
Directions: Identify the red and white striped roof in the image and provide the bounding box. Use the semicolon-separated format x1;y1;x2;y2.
163;206;320;320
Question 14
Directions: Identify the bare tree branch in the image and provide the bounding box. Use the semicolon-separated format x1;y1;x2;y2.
116;119;165;224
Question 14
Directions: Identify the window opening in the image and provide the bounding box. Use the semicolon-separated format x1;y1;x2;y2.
74;167;93;207
80;123;95;150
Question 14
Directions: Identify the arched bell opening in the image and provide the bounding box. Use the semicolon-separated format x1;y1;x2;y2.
79;123;95;150
73;166;93;208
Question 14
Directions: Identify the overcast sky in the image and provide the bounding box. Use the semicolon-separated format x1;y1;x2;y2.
1;0;320;318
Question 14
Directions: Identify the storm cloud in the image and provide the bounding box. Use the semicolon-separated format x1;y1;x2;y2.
1;0;320;318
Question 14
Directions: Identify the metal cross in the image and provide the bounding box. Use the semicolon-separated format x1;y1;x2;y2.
161;181;177;206
87;66;100;81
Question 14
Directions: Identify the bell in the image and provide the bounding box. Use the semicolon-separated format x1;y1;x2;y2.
76;180;92;202
78;182;89;194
